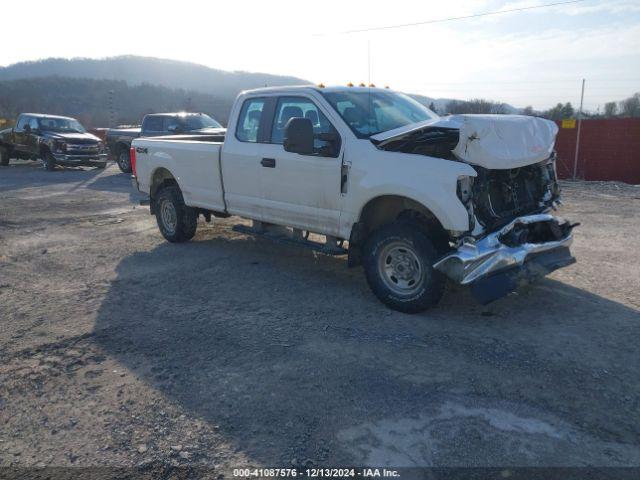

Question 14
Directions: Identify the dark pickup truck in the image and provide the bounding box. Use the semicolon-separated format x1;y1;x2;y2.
106;112;226;173
0;113;107;170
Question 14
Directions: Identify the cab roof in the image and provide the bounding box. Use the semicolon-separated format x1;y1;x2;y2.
242;85;397;95
145;112;206;117
21;113;77;121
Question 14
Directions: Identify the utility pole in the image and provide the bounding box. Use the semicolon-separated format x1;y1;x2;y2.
108;90;116;128
367;39;371;86
572;78;585;180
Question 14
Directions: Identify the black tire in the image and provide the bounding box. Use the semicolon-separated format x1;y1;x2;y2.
43;151;56;171
154;185;197;243
116;148;132;173
0;146;9;166
95;161;107;169
363;221;445;313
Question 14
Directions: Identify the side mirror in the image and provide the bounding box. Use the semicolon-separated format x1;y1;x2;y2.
167;124;183;134
283;117;314;155
24;124;32;134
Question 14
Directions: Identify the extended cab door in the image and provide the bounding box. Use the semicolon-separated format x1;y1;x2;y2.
220;97;269;220
257;95;343;236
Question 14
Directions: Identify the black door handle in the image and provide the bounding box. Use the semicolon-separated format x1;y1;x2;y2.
261;158;276;168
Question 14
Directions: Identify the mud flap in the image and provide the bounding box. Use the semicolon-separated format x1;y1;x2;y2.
470;247;576;304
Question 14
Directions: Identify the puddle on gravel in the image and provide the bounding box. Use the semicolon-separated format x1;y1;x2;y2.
337;399;640;467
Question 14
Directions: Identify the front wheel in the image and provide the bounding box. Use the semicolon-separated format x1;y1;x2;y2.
0;146;9;166
154;185;197;243
363;221;446;313
116;149;131;173
42;152;56;171
95;161;107;169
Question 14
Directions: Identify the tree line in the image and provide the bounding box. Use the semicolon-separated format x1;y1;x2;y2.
525;92;640;120
0;76;234;128
428;93;640;120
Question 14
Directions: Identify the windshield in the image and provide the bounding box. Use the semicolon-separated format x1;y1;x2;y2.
184;114;222;131
38;117;86;134
321;90;438;138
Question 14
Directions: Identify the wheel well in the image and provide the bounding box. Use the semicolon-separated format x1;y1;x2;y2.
150;168;178;199
348;195;450;267
149;168;179;215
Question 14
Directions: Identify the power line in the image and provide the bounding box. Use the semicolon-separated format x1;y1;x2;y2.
406;79;640;85
327;0;591;35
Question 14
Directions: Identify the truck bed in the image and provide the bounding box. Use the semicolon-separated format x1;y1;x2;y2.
133;137;226;213
107;127;141;138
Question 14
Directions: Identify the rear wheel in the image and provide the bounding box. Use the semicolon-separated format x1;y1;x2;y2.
116;149;131;173
154;185;197;243
363;221;445;313
0;146;9;166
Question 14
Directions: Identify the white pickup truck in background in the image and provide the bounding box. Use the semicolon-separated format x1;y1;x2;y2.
130;85;577;313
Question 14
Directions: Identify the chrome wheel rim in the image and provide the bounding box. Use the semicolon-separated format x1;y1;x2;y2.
160;199;177;235
118;151;130;171
377;241;424;295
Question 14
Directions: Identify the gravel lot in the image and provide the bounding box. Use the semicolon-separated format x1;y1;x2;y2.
1;161;639;474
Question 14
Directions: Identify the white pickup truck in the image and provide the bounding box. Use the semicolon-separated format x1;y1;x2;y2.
131;85;576;313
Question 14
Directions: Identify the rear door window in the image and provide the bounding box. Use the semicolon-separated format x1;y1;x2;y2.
163;116;181;132
144;116;163;132
236;98;265;143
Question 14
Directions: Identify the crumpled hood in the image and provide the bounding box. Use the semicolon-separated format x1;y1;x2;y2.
450;114;558;169
371;114;559;170
370;117;459;145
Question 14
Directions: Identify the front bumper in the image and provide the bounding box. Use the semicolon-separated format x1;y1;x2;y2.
52;153;107;165
434;214;576;304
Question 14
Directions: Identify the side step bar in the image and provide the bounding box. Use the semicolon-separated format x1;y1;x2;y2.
232;221;347;256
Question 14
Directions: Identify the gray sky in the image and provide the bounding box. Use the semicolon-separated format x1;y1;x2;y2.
1;0;639;111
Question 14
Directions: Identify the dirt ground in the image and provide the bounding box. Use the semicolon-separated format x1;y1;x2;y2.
1;160;639;475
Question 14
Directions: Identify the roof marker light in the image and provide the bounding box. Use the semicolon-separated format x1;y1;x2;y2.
347;82;354;87
318;83;325;88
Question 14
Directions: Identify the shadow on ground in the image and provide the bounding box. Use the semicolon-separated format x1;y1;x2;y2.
0;161;106;192
0;161;147;204
93;232;640;466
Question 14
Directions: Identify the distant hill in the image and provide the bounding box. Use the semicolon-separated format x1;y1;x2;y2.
0;77;234;128
0;56;522;127
0;56;310;99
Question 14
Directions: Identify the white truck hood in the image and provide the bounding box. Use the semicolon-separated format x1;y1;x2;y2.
371;114;559;170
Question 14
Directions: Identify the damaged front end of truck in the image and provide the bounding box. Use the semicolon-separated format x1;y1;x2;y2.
371;114;577;304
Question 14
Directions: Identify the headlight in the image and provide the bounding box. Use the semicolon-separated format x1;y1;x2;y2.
457;175;476;232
